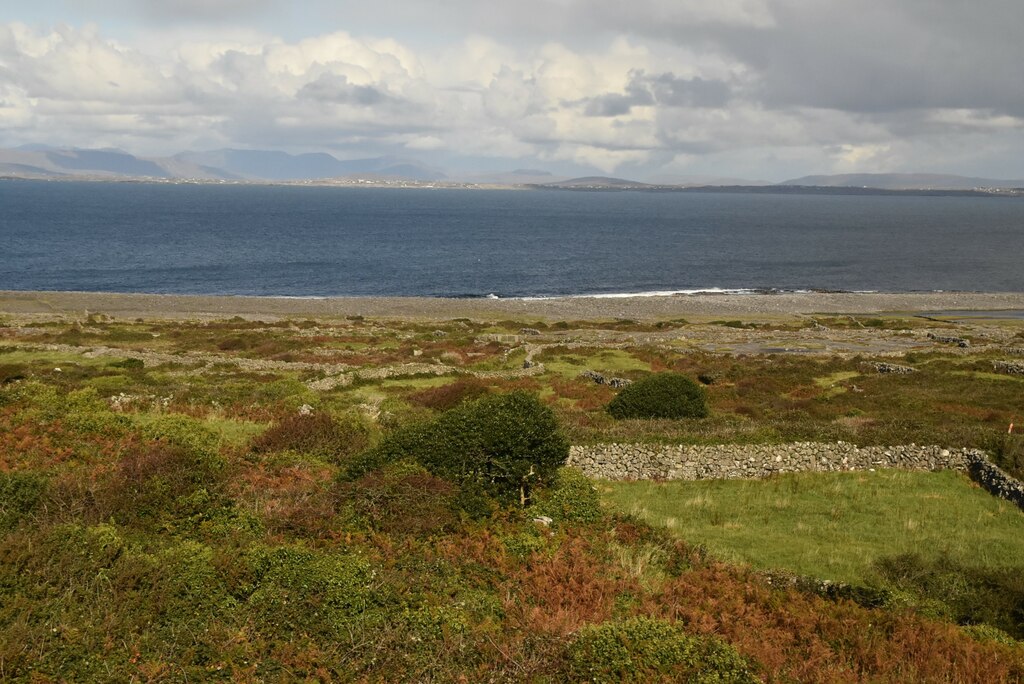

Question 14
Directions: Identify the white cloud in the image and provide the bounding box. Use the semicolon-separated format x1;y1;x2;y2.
0;10;1022;180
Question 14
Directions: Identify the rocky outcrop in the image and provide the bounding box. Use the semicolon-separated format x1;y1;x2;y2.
871;362;917;374
993;360;1024;375
928;333;970;347
580;369;633;388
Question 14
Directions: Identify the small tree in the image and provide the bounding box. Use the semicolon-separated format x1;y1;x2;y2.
347;391;568;506
607;373;708;420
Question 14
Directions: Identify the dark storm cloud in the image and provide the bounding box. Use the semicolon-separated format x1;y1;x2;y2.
646;73;732;108
583;71;732;117
584;0;1024;117
298;74;397;107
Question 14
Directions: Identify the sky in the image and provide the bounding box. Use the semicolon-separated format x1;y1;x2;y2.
2;0;1023;181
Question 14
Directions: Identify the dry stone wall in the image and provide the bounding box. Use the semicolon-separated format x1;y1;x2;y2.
567;442;973;481
567;442;1024;511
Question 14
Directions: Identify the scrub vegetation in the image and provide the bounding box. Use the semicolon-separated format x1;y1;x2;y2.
1;311;1023;680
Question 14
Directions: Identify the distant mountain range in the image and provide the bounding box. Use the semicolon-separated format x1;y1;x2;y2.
2;147;1023;191
779;173;1024;190
0;147;446;182
524;173;1024;192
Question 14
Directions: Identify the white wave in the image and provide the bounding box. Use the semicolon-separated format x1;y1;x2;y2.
517;287;762;300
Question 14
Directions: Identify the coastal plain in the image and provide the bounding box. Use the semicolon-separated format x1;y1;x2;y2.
2;289;1024;681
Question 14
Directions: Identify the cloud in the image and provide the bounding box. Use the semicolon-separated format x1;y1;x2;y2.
583;71;732;116
1;2;1023;180
298;74;397;106
76;0;275;23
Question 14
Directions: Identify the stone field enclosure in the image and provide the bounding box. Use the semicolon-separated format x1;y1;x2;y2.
2;307;1024;681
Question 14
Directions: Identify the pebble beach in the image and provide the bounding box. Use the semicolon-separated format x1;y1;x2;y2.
2;289;1023;322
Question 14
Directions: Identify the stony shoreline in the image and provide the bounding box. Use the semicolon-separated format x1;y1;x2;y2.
2;289;1023;322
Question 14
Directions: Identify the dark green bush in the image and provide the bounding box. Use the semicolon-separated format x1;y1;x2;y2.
0;472;47;531
567;617;757;683
346;391;568;505
873;552;1024;639
988;433;1024;480
607;373;709;420
110;358;145;371
0;364;27;385
530;467;603;524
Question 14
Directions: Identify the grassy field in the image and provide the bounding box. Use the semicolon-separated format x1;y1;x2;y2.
601;470;1024;584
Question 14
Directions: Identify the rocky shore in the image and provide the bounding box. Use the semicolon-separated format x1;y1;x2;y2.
1;289;1024;322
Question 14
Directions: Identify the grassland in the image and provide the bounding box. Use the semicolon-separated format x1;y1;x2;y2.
1;304;1023;681
601;470;1024;584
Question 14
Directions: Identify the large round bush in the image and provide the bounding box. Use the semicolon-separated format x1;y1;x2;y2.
607;373;708;420
345;391;568;505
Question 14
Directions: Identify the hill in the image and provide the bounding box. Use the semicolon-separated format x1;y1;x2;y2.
780;172;1024;190
0;147;445;182
536;175;652;189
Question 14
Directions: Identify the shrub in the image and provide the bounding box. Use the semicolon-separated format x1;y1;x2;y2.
250;412;369;462
567;617;757;683
110;358;145;371
988;433;1024;480
406;378;490;411
347;391;568;505
0;471;47;531
345;462;458;535
244;546;377;638
873;552;1024;639
961;624;1019;646
139;414;220;461
18;384;131;436
531;467;603;524
0;364;27;385
95;428;227;525
607;373;709;420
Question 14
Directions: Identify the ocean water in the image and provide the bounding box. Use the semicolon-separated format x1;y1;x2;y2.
2;180;1022;297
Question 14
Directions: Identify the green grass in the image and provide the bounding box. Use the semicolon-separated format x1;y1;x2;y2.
542;348;651;378
129;412;268;448
813;370;861;387
953;370;1024;384
0;347;115;366
601;470;1024;584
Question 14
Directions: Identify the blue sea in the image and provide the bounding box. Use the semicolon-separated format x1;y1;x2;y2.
2;180;1022;297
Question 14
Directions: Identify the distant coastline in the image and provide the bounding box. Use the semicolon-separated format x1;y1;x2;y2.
3;174;1023;198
